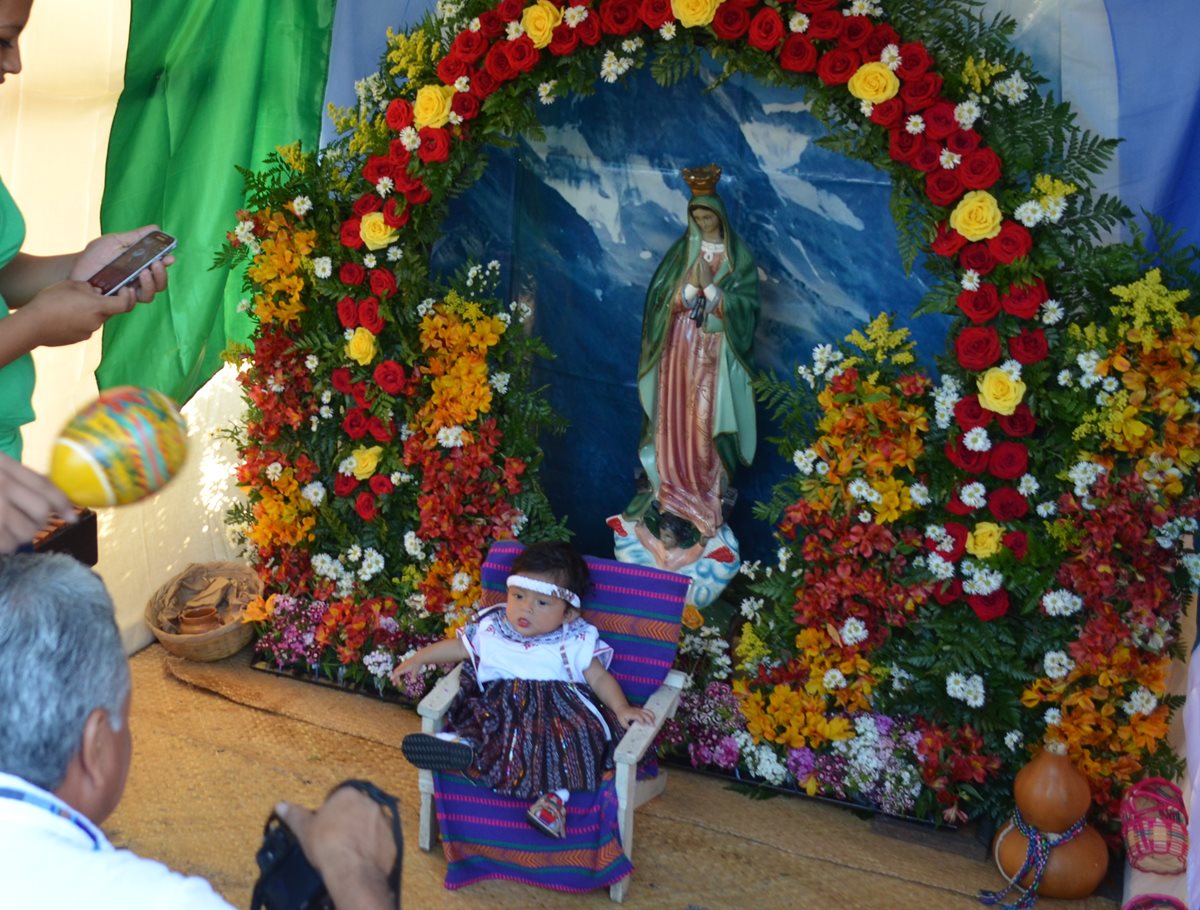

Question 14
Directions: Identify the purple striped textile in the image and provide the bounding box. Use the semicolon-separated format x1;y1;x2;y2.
433;540;689;893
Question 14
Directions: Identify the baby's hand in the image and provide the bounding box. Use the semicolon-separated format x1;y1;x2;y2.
616;705;656;729
389;658;421;686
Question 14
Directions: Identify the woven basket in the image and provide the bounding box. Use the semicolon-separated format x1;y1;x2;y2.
1120;777;1189;875
144;562;259;661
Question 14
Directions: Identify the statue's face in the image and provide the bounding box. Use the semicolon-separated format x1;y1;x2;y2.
690;207;722;240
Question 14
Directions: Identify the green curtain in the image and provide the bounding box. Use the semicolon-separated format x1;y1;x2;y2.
97;0;335;402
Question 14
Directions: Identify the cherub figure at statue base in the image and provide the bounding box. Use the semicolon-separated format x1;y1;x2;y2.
607;507;740;611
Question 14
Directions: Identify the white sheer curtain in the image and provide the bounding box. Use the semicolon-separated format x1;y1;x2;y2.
0;0;243;652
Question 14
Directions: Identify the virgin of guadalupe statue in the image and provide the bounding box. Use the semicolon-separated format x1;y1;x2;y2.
626;164;759;544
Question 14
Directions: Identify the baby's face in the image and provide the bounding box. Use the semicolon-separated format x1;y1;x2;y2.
505;572;572;637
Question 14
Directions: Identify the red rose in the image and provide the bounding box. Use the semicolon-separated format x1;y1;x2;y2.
959;147;1002;190
355;491;379;522
497;0;524;21
382;197;410;229
958;242;997;276
807;10;844;41
923;101;958;140
711;2;750;40
369;475;395;496
895;42;932;80
932;578;963;606
406;183;432;206
900;71;943;111
945;132;980;159
997;403;1036;437
747;7;783;51
795;0;841;10
337;296;359;329
369;269;397;298
342;408;370;440
926;168;965;207
816;47;860;85
484;43;516;82
888;129;924;164
956;284;1000;323
600;0;642;35
945;436;990;474
576;12;602;45
987;221;1032;265
373;360;407;395
330;367;354;394
955;325;1002;370
967;590;1009;622
388;141;412;169
909;141;943;174
989;441;1029;480
839;16;873;49
945;490;974;516
452;91;480;121
869;97;904;130
436;54;470;86
863;23;900;58
385;99;414;131
506;35;540;72
358;297;385;335
350;381;369;409
362;156;396;186
450;29;489;64
1002;279;1048;319
1008;327;1049;365
954;395;993;430
339;262;366;286
1002;530;1028;560
352;194;382;216
988;487;1028;522
928;522;968;562
930;220;967;257
417;127;452;164
549;21;580;54
477;10;504;38
333;473;359;497
471;66;498;100
367;416;393;443
779;34;818;72
640;0;672;30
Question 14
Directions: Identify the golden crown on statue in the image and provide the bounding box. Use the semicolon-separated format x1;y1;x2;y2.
682;164;722;197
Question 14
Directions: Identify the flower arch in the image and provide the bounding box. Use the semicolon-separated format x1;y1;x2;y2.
227;0;1199;826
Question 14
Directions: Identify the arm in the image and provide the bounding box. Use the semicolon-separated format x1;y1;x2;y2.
0;281;141;369
390;636;468;684
275;787;398;910
583;658;655;729
0;453;74;552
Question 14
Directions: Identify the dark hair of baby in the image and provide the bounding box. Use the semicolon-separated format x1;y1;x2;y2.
511;541;591;601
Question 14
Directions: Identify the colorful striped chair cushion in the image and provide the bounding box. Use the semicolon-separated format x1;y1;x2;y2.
435;540;689;893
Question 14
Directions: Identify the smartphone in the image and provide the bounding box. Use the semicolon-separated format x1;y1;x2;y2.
87;230;177;296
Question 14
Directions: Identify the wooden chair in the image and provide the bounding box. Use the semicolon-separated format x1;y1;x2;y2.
415;540;689;901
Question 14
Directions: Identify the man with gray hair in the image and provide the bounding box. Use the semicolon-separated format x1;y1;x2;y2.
0;553;399;908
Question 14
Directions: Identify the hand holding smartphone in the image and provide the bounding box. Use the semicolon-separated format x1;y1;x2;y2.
86;230;177;296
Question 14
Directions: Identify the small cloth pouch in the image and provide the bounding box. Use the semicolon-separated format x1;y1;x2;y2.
1119;776;1188;875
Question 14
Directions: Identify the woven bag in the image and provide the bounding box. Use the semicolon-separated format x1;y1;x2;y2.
1119;777;1188;875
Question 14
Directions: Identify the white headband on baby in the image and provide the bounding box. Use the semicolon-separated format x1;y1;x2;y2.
506;574;582;609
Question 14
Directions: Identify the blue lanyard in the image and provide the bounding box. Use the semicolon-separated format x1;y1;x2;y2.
0;786;104;850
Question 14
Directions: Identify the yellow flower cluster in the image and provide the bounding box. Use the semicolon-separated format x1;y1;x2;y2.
734;623;772;670
246;209;316;326
386;26;438;81
244;466;316;551
737;681;854;756
961;56;1007;93
416;294;507;433
845;312;916;367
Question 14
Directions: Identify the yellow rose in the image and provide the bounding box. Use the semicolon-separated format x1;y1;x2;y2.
351;445;383;481
671;0;719;28
977;367;1027;415
345;327;378;366
681;604;704;630
359;212;399;251
521;0;562;49
966;522;1003;558
847;62;900;104
412;84;455;130
948;190;1004;241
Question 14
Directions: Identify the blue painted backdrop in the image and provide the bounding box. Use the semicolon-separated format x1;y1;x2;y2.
324;0;1200;560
